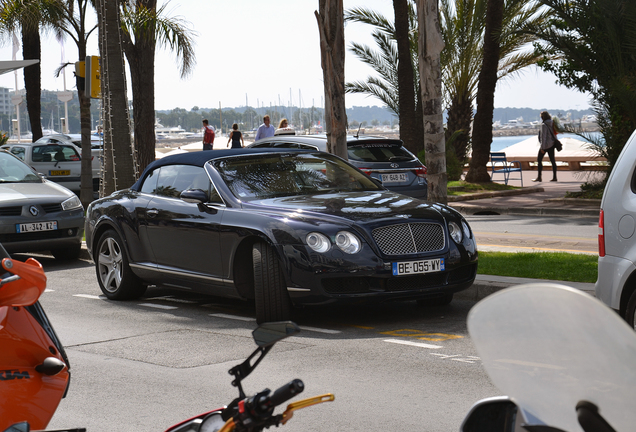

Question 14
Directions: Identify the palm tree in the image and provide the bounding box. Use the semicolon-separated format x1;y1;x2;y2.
529;0;636;175
95;0;136;195
442;0;549;167
417;0;446;203
316;0;348;159
465;0;504;183
0;0;65;142
119;0;196;173
344;3;424;155
346;0;548;169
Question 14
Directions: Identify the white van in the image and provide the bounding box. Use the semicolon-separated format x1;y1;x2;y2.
1;135;101;192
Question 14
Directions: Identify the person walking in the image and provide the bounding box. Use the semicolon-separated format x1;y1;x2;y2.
227;123;244;148
202;119;215;150
533;111;558;182
254;115;275;141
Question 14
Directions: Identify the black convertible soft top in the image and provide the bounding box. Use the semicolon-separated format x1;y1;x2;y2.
130;147;312;191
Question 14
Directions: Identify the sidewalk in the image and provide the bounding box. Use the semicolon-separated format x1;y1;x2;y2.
448;169;603;218
448;168;600;298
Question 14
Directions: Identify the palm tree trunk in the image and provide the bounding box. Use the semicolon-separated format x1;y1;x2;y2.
315;0;348;160
417;0;447;204
121;0;158;174
446;93;473;161
394;0;423;155
128;48;156;172
21;27;42;142
465;0;503;183
98;0;136;194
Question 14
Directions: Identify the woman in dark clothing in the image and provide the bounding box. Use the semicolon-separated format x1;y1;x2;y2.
533;111;558;182
227;123;244;149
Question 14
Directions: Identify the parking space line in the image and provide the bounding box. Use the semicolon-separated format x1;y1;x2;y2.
73;294;103;300
139;303;178;310
384;339;442;349
209;313;256;322
144;296;198;304
299;325;341;334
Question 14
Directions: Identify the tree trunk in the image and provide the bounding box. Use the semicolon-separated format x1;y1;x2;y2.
446;93;473;161
98;0;136;195
465;0;503;183
393;0;423;155
121;0;157;174
127;47;156;172
21;27;42;142
417;0;447;204
315;0;348;160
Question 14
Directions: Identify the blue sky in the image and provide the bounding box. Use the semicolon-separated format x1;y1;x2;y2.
0;0;591;111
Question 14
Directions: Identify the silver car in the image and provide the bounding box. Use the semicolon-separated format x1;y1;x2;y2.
596;129;636;327
0;150;84;259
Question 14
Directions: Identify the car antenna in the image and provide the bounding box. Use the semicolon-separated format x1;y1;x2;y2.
354;123;362;139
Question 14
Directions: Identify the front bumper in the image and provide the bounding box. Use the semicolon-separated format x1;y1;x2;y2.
0;209;84;254
280;242;478;306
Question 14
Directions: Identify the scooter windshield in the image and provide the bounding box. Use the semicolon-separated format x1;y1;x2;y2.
467;283;636;432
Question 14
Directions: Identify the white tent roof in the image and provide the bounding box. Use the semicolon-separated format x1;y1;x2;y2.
500;135;601;159
0;60;39;75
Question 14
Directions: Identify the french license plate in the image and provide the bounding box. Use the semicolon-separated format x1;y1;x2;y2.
50;170;70;176
16;221;58;233
392;258;444;276
381;173;408;183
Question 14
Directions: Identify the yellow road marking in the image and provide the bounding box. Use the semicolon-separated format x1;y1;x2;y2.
379;329;463;342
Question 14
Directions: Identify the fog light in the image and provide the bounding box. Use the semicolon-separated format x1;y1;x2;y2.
68;229;74;236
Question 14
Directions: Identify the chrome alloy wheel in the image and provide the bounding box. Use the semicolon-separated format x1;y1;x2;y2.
98;236;123;293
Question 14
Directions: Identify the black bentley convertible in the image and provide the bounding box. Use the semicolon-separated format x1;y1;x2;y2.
85;148;477;323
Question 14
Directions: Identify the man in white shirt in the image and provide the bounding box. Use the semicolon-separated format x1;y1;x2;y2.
254;115;276;141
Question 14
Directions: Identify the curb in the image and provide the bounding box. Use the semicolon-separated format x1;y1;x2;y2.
447;186;544;202
455;274;596;301
449;203;600;217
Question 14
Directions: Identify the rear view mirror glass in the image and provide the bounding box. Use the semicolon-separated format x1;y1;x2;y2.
252;321;300;347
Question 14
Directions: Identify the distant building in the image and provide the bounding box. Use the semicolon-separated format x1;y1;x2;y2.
0;87;11;116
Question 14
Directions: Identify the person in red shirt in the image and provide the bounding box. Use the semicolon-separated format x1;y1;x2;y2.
202;119;215;150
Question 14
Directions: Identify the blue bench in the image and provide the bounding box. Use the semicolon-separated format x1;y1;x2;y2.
490;152;523;186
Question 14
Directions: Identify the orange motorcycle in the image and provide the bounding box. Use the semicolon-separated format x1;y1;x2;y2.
0;243;81;432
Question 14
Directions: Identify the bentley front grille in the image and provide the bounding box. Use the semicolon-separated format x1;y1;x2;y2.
372;223;445;255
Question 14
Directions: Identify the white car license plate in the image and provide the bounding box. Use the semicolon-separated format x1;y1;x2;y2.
381;173;408;183
392;258;444;276
16;221;58;233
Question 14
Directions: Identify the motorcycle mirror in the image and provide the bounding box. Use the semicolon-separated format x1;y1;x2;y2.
252;321;300;347
3;423;29;432
461;397;521;432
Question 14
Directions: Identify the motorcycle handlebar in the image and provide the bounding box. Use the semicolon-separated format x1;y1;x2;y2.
269;379;304;408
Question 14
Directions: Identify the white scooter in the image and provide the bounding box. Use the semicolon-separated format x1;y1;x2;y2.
461;283;635;432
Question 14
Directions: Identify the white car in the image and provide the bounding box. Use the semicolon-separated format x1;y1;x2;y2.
596;128;636;328
1;134;101;192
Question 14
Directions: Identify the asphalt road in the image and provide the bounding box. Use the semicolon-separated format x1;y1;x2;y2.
14;254;499;432
467;214;598;254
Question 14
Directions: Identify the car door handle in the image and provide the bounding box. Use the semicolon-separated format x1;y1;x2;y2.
147;209;159;217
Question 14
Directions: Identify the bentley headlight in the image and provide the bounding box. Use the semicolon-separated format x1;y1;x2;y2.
306;232;331;253
448;221;463;244
461;220;471;240
335;231;361;254
61;195;83;211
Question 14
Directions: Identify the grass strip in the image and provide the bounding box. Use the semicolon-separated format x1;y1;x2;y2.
477;251;598;283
